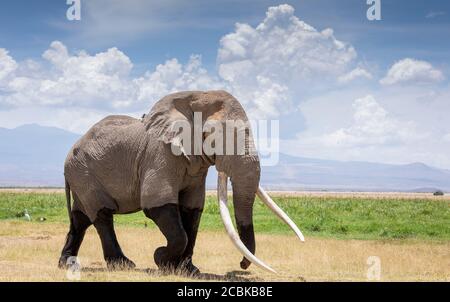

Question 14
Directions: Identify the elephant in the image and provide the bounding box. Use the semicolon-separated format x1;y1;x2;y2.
58;90;304;275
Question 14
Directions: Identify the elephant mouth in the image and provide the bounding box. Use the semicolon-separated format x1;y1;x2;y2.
217;172;304;274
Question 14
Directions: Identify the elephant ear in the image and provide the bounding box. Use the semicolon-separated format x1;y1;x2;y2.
145;92;228;161
147;108;192;159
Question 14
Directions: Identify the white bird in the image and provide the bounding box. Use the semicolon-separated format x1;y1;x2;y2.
24;209;31;221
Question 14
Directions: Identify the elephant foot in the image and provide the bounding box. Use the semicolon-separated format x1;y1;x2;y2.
154;247;200;276
177;257;200;276
154;246;175;271
240;257;251;270
153;247;198;276
106;256;136;270
58;255;79;269
58;255;70;269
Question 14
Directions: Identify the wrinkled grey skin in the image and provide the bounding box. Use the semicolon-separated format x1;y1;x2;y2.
59;90;260;273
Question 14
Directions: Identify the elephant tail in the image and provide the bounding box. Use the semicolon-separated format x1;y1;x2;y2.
65;179;72;222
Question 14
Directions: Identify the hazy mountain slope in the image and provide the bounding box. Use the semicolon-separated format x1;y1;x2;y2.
0;124;79;186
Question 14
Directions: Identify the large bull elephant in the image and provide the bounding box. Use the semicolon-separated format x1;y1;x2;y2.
58;90;304;275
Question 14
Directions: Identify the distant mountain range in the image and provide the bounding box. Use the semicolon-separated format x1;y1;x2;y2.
1;124;449;192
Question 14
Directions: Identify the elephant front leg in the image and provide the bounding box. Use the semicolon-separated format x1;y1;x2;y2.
178;206;203;274
176;178;206;274
144;204;191;273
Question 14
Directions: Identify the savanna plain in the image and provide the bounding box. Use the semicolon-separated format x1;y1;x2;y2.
0;189;449;281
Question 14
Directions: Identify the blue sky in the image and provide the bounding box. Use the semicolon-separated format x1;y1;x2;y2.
2;1;449;68
1;0;450;168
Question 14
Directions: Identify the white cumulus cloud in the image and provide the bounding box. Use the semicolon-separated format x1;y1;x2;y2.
338;67;372;84
217;4;358;118
1;41;137;109
0;42;224;111
380;58;444;85
0;49;17;84
134;55;224;105
321;95;421;147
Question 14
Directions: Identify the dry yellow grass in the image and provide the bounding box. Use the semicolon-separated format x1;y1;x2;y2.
0;221;448;282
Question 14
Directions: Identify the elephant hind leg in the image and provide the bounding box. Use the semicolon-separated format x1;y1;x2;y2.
93;208;136;270
143;204;191;273
58;210;92;268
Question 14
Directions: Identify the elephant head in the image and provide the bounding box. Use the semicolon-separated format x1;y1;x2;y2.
145;90;304;273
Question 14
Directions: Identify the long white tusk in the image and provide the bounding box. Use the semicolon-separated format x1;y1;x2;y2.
217;172;276;274
257;187;305;242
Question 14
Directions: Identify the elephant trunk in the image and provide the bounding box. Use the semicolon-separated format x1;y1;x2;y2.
229;158;260;270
